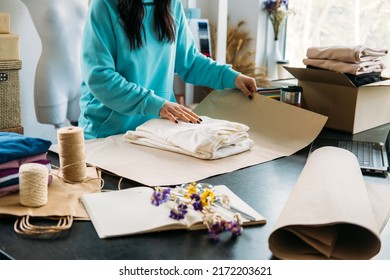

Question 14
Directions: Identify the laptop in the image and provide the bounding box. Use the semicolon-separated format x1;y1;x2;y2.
309;129;390;176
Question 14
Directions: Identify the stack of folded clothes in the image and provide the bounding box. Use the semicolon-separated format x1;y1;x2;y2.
303;45;388;86
124;116;254;160
0;132;52;197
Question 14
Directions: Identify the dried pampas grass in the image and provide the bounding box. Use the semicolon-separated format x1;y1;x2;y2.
225;20;269;87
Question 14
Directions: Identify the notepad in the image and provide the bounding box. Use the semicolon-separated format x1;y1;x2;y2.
81;185;266;239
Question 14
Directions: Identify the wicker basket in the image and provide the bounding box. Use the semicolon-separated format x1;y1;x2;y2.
0;125;24;134
0;60;22;130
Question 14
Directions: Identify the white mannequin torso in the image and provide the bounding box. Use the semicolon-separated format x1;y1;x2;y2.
21;0;89;127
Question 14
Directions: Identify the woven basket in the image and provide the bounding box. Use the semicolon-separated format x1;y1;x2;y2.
0;60;22;130
0;125;24;134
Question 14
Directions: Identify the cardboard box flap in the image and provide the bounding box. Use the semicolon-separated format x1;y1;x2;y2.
284;66;356;87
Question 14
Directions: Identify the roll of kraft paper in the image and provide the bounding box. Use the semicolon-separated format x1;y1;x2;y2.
57;126;87;183
268;146;385;260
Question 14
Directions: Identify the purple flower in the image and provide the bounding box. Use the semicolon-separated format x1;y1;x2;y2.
208;220;227;241
190;193;203;211
263;0;288;13
151;187;171;206
169;203;188;220
262;0;290;40
225;221;243;237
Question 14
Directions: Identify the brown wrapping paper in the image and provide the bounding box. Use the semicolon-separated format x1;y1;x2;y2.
51;89;327;186
269;146;390;259
0;167;101;220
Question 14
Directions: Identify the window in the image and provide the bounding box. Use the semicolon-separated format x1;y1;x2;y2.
285;0;390;76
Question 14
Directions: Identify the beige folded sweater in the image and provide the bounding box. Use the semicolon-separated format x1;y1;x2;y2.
303;58;385;75
306;45;388;63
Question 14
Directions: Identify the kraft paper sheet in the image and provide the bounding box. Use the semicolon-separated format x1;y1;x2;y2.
51;89;327;186
269;146;390;260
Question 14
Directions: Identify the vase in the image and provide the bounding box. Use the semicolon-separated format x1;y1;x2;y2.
267;39;284;80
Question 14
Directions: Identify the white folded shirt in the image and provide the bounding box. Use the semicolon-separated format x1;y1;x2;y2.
123;116;254;159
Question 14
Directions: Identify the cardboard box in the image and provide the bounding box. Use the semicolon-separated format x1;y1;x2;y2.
284;66;390;134
0;34;20;60
0;12;10;34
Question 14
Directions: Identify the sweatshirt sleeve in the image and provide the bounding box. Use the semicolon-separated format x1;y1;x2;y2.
81;0;165;117
173;1;240;89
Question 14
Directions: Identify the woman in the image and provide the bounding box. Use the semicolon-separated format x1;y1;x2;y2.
79;0;257;139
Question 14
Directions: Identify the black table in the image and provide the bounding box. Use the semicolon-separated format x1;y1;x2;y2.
1;124;389;260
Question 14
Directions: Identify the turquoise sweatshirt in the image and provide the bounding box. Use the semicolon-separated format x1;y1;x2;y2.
79;0;240;139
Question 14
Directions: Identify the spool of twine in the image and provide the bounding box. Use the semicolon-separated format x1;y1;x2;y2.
19;163;49;207
57;126;87;183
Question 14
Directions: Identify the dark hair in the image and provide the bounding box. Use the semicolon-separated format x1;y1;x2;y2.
118;0;175;50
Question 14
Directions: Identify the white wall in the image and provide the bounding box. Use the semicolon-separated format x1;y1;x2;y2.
197;0;268;67
0;0;62;144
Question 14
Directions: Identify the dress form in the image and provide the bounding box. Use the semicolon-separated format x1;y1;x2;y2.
21;0;89;127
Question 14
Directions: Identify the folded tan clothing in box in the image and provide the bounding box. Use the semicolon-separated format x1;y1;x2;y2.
269;146;390;260
0;13;10;34
0;34;20;60
303;57;385;75
124;116;254;159
306;45;388;63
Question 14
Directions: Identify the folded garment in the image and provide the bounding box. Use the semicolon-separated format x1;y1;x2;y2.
0;174;54;197
124;116;254;159
303;58;385;75
344;72;382;86
0;167;18;180
0;177;18;188
0;162;52;189
306;45;388;63
0;153;48;170
0;132;52;164
0;170;18;184
306;65;382;86
0;184;19;197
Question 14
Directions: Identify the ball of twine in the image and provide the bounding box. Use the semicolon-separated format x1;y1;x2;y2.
19;163;49;207
57;126;87;183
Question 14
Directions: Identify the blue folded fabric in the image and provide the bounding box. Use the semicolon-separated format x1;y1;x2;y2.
0;177;19;188
0;132;52;164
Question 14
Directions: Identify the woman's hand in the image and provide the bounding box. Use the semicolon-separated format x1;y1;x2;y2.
160;102;202;124
234;74;257;100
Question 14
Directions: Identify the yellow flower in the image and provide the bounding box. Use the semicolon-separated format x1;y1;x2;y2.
200;188;215;207
185;182;198;199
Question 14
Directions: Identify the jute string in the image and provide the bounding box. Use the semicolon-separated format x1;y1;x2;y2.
14;215;73;236
57;126;87;183
19;163;48;207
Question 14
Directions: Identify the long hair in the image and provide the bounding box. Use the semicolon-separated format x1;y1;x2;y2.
118;0;175;50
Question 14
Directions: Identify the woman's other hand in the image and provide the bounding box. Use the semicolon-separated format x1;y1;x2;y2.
160;102;202;124
234;74;257;100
